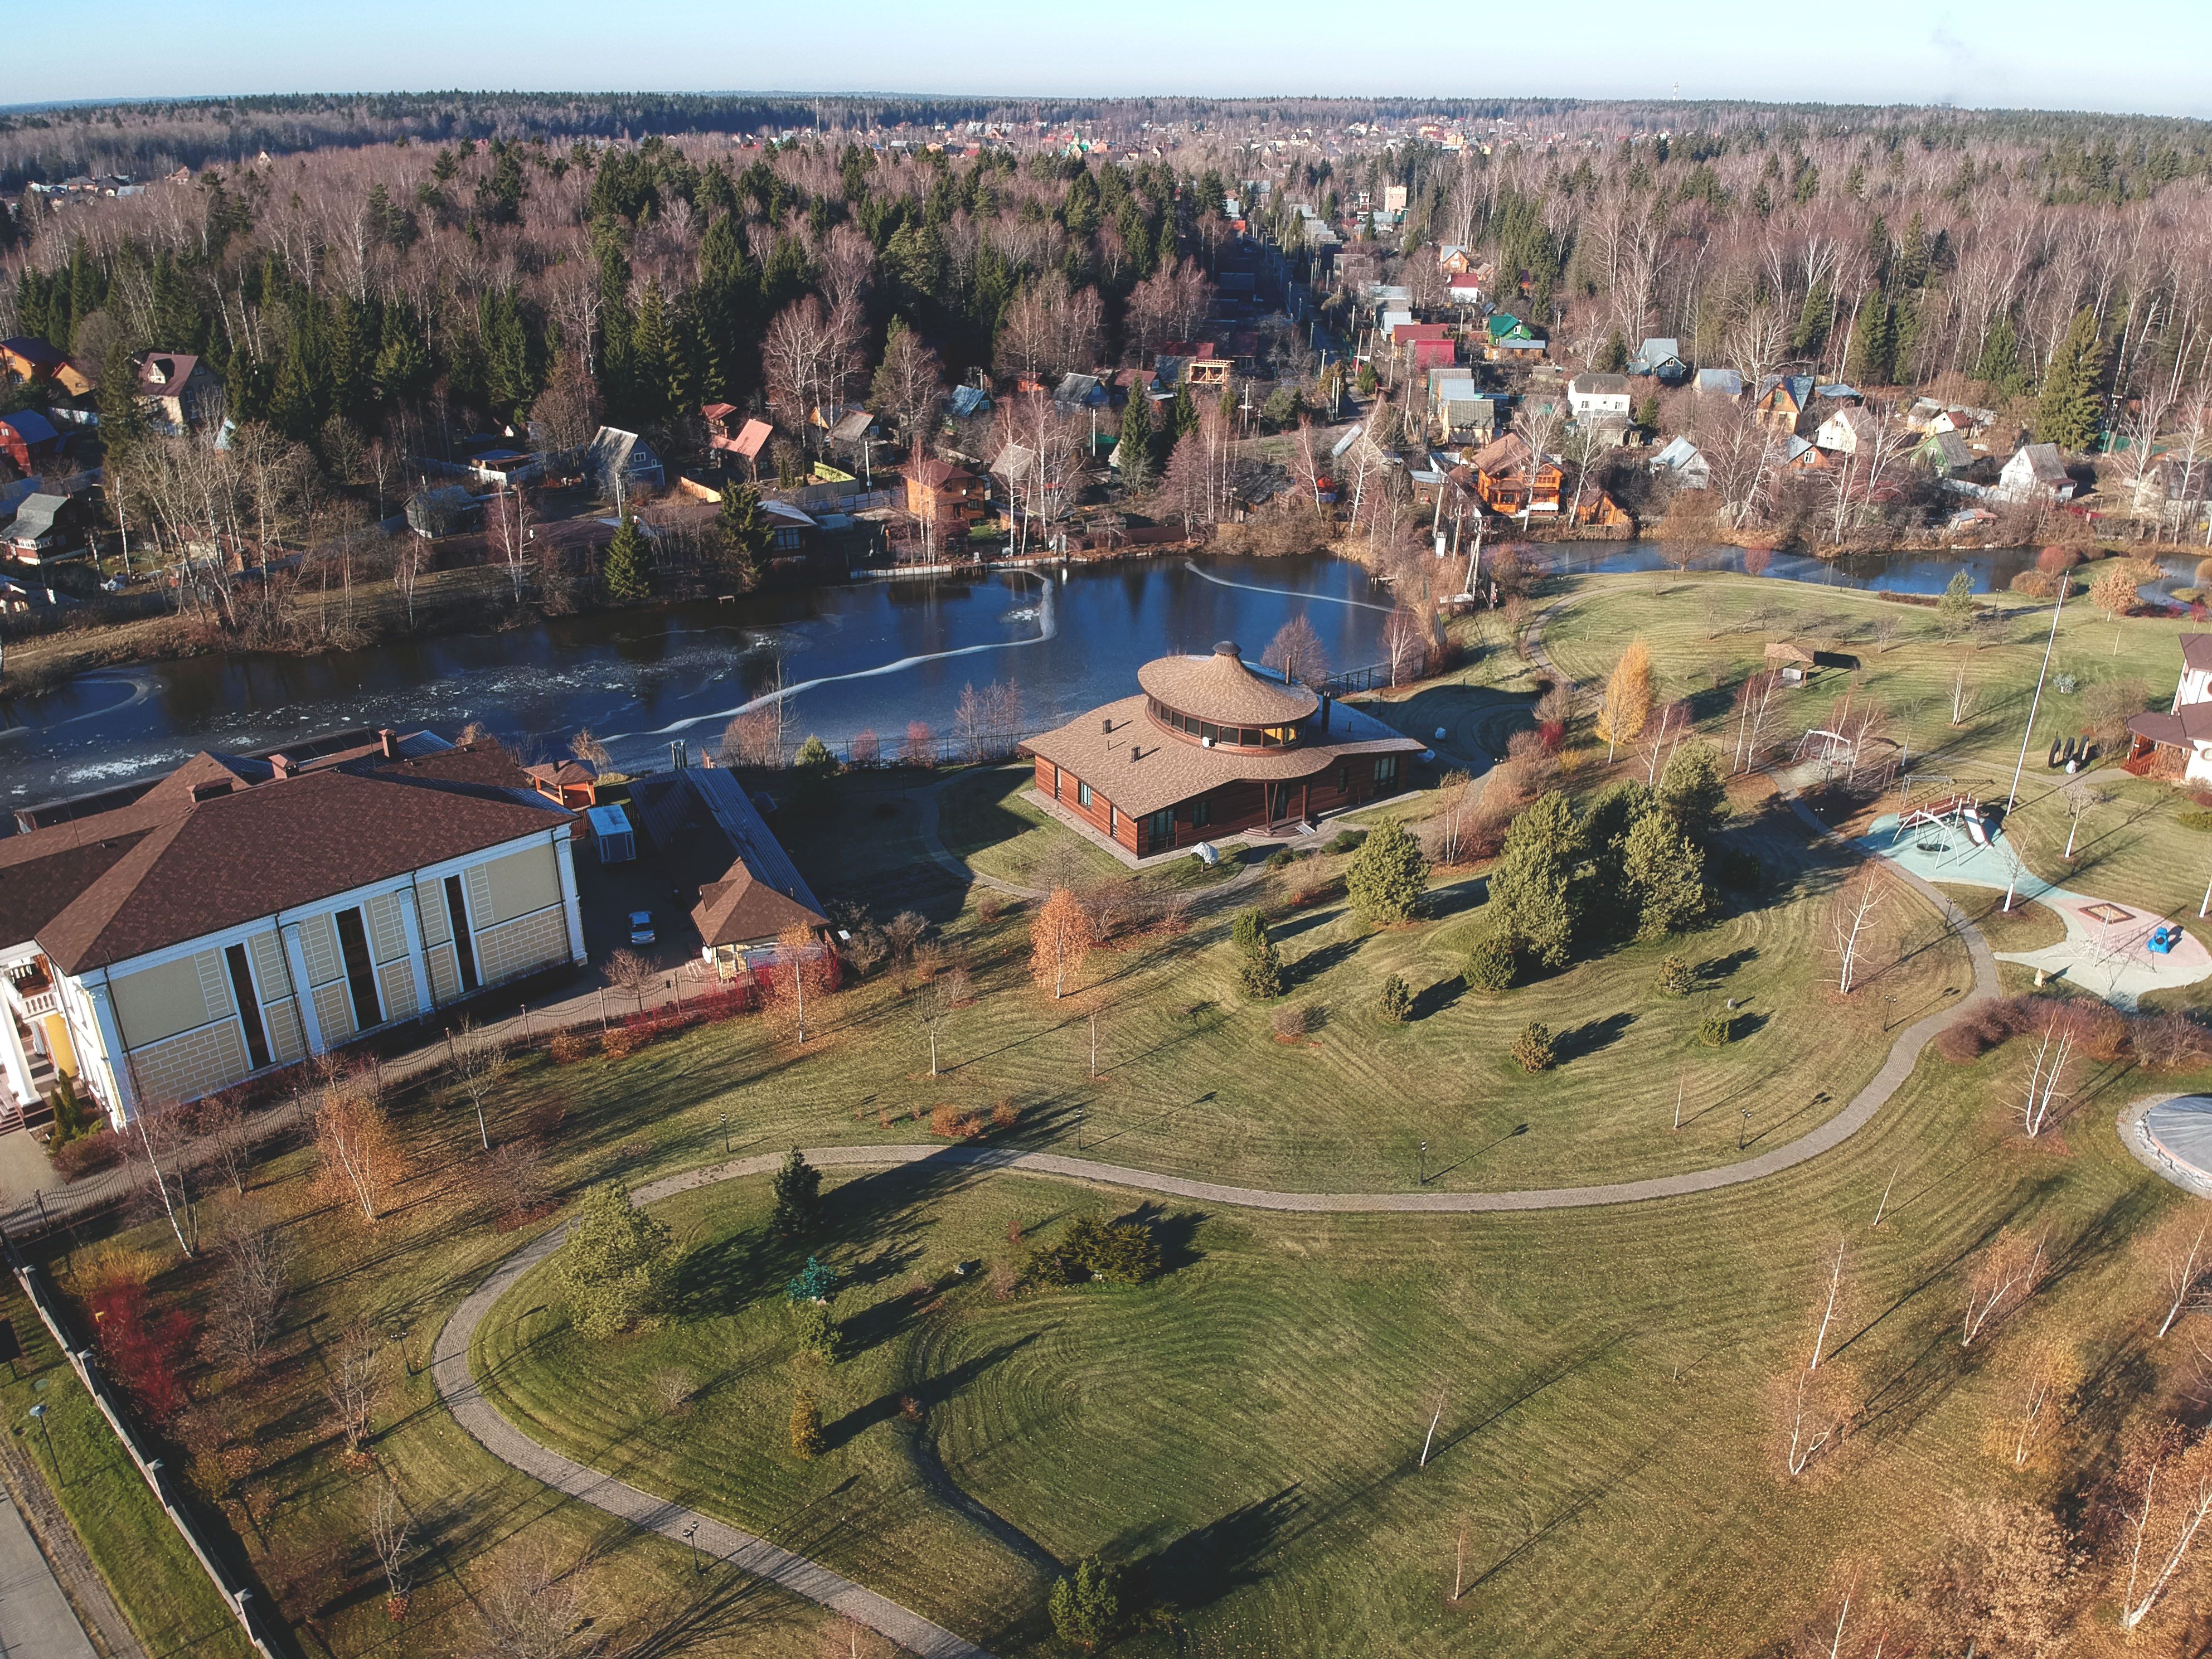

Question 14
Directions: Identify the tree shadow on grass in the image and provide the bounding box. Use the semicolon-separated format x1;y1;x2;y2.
1287;936;1361;988
1411;975;1466;1020
1555;1011;1633;1063
1697;945;1759;983
1114;1201;1204;1275
1125;1486;1306;1614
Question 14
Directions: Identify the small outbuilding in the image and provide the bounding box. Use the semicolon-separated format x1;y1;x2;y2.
585;803;636;863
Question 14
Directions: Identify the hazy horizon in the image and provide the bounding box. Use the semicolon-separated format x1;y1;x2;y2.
17;0;2212;123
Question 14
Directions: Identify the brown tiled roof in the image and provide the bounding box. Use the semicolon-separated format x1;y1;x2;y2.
1020;695;1422;819
908;458;977;489
692;868;826;947
1136;642;1318;726
2179;633;2212;675
0;741;567;974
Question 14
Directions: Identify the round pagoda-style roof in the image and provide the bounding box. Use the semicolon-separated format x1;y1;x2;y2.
1138;641;1320;727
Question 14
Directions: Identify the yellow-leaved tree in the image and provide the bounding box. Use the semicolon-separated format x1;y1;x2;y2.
1598;637;1653;763
1029;887;1093;999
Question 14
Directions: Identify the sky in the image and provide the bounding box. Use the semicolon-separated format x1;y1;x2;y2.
13;1;2212;120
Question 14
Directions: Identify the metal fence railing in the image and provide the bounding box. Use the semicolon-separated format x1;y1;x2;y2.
3;1238;284;1657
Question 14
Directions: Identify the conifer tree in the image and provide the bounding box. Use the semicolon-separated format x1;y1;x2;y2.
603;513;652;602
2034;308;2108;451
1171;377;1200;442
717;483;772;586
1487;790;1583;969
1117;392;1154;487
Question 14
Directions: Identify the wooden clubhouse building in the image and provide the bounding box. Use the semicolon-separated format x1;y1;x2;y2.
1019;641;1427;860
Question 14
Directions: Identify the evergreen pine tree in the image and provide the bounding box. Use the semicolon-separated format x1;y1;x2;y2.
1847;293;1895;386
95;340;145;450
1621;811;1710;941
1975;314;2025;397
1487;790;1583;969
1171;378;1200;442
771;1147;823;1237
716;483;772;586
603;513;652;602
2034;308;2109;452
1117;394;1154;487
1595;328;1628;372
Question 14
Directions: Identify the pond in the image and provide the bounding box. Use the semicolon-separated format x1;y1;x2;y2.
2;541;2194;808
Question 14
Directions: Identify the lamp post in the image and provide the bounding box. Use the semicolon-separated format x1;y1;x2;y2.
1418;1139;1428;1187
28;1403;54;1478
719;1112;729;1155
1739;1108;1753;1151
685;1519;700;1574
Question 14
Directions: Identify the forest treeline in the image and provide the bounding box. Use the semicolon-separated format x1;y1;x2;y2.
7;89;2212;193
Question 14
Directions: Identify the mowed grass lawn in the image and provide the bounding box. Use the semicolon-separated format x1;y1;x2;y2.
472;1031;2209;1658
42;565;2212;1659
1540;569;2212;997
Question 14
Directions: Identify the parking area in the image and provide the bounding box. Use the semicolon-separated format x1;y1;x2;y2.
571;838;706;978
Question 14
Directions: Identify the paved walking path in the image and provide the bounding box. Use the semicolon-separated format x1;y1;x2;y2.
423;595;2025;1658
431;1171;993;1659
0;1488;97;1659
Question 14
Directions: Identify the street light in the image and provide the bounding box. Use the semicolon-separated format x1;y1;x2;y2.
1418;1139;1428;1187
1739;1108;1753;1151
719;1112;729;1155
685;1519;700;1574
28;1403;54;1478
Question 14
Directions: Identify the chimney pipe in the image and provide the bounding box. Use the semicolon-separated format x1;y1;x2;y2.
1101;716;1112;734
378;728;400;760
1131;744;1141;764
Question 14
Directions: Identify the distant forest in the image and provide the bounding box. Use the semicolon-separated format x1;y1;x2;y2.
6;90;2212;188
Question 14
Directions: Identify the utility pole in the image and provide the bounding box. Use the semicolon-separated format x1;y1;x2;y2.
2007;582;2067;807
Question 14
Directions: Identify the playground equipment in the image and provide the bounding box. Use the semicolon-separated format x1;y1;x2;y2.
1891;777;1992;857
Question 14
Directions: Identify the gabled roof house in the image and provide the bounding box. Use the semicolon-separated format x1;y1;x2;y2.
0;733;586;1128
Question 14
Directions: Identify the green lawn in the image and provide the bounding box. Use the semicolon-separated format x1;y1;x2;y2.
470;1033;2206;1657
1541;571;2212;975
0;1300;251;1659
33;564;2212;1659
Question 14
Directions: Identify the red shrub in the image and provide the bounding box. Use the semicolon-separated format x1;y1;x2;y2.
1537;719;1565;754
91;1281;194;1423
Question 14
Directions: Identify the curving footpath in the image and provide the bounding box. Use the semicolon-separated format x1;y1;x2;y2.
431;1165;994;1659
434;609;2015;1656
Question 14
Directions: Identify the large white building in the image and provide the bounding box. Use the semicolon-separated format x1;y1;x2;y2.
0;731;586;1127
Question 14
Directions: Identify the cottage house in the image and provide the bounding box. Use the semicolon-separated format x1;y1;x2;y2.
1813;406;1879;456
704;405;775;473
0;733;586;1127
133;351;221;435
1468;434;1564;515
1019;642;1425;861
2135;454;2212;532
4;490;97;562
2127;634;2212;783
1753;375;1816;435
623;767;827;978
405;485;482;539
0;411;62;477
1650;435;1713;490
1628;338;1690;384
1482;314;1546;362
1917;430;1975;478
1995;444;2076;505
1568;372;1633;422
905;458;988;529
0;337;94;399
